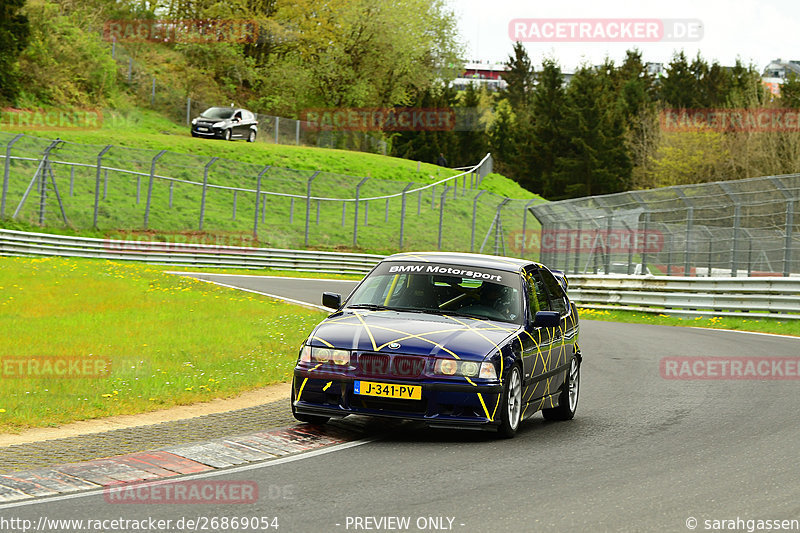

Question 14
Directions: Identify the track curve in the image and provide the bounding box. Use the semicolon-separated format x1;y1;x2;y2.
7;274;799;532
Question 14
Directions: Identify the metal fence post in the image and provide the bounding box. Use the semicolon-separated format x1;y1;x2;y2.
785;200;795;277
93;145;112;229
198;156;218;230
520;199;537;259
341;201;346;227
253;165;270;237
103;169;108;200
353;177;369;247
295;120;300;145
186;97;191;125
304;171;320;246
143;150;167;229
417;189;422;215
1;133;23;218
471;190;486;252
12;141;56;220
69;166;74;196
685;206;694;276
731;204;741;277
289;198;294;224
641;212;651;273
399;182;414;249
438;187;449;250
151;77;156;106
274;117;279;144
232;190;237;220
771;178;795;277
384;198;389;223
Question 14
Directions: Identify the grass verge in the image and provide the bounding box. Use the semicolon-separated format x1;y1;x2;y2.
0;256;326;433
579;307;800;337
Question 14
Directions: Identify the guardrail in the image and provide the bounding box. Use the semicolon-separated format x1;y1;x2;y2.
569;275;800;319
0;229;384;274
3;228;799;318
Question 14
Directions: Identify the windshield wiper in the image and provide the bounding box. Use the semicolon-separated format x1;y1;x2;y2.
348;303;393;311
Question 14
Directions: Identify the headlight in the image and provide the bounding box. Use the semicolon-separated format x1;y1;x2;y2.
191;118;198;125
435;359;458;375
299;345;350;366
434;358;496;379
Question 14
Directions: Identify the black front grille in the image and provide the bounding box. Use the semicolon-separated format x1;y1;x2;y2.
357;353;427;378
354;396;428;414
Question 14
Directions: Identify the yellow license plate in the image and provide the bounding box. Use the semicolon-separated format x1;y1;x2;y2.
354;381;422;400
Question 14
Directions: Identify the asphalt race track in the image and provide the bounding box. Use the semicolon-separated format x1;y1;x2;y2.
3;274;799;532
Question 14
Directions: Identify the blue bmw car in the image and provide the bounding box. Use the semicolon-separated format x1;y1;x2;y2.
291;252;581;437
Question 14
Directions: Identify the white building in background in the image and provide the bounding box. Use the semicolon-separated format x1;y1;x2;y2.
761;59;800;97
451;61;509;91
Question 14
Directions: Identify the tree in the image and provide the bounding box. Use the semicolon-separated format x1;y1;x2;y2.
660;51;698;109
502;42;534;111
727;58;766;107
454;82;488;167
780;72;800;109
554;65;632;198
0;0;30;102
614;49;657;118
488;99;517;178
527;57;567;195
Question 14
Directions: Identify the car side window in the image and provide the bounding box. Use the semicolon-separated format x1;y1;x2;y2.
523;270;550;321
540;269;568;316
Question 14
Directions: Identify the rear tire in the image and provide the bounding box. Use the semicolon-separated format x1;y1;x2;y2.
247;130;256;142
542;355;580;421
291;378;329;425
497;365;523;438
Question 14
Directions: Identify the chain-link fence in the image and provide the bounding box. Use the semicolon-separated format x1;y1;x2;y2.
531;175;800;277
108;39;387;155
0;133;551;256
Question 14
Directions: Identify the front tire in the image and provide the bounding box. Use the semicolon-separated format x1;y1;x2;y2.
291;378;329;425
497;365;523;438
223;129;232;141
542;354;580;421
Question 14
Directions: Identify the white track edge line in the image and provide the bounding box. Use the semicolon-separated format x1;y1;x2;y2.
0;437;376;510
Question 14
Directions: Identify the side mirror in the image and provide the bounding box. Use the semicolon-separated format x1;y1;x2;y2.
322;292;342;310
532;311;560;328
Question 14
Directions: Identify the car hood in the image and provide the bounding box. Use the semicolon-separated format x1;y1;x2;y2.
197;117;228;124
309;310;519;360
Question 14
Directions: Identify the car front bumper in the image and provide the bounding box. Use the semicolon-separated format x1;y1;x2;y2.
292;370;504;429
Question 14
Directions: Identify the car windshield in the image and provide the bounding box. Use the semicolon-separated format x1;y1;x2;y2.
346;263;523;324
200;107;235;119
